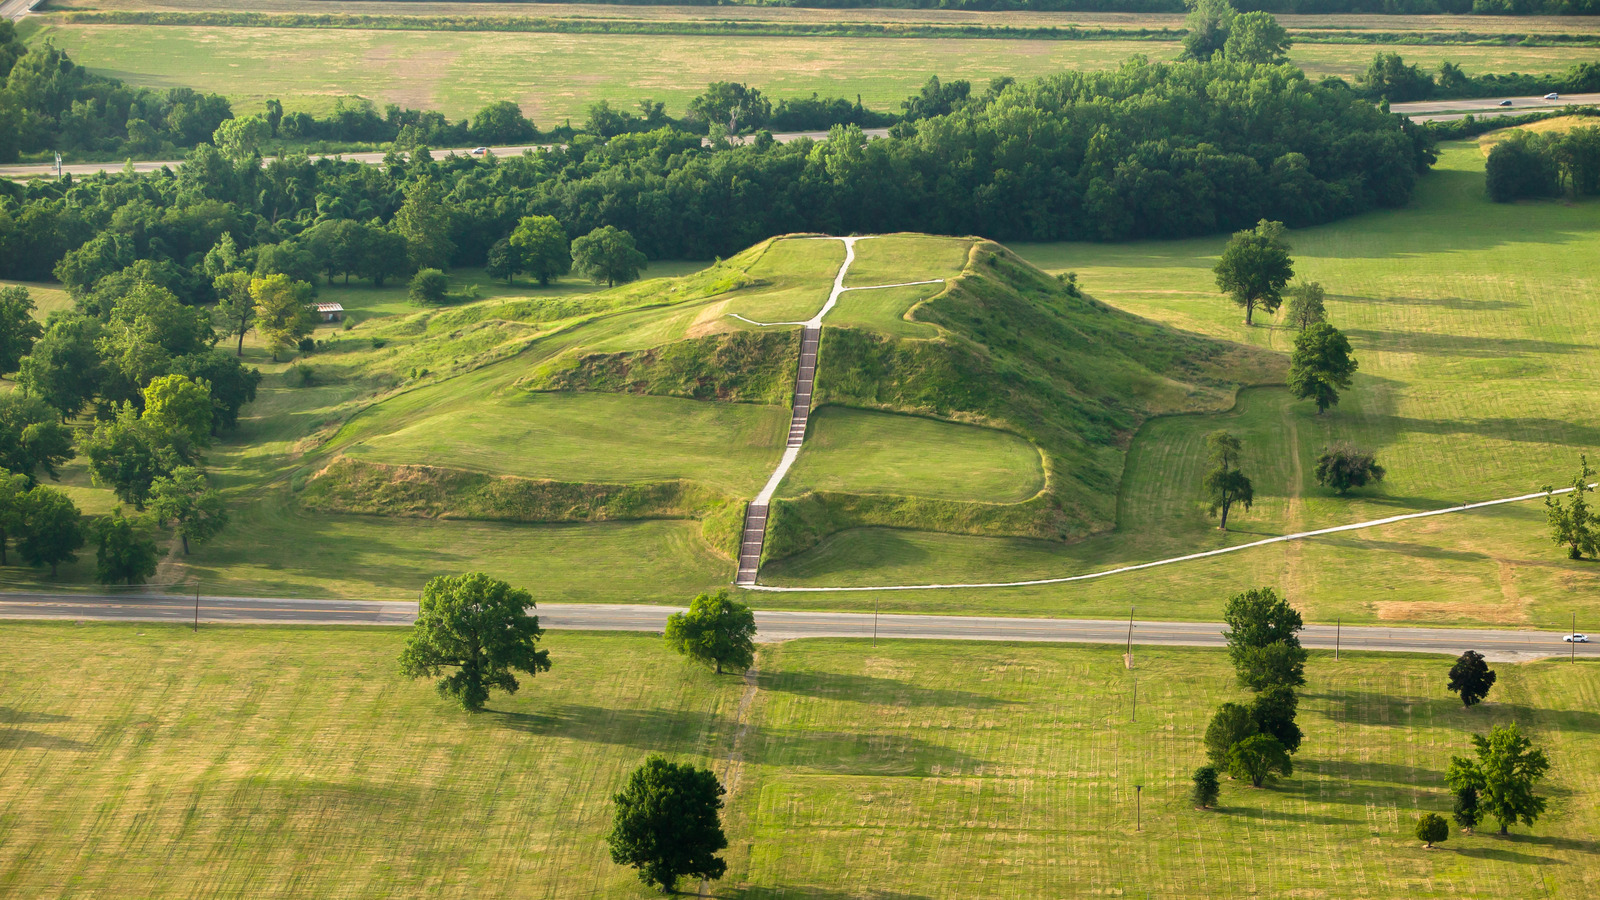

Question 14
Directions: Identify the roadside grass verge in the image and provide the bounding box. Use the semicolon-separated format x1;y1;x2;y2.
2;624;1596;898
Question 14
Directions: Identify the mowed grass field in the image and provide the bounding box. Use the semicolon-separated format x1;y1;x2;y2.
23;19;1599;122
3;623;1598;898
760;141;1600;630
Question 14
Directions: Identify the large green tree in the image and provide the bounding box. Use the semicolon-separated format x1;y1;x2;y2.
1227;733;1292;787
607;756;729;893
1213;220;1293;326
394;177;456;270
1447;650;1496;708
0;393;74;483
665;589;757;675
0;285;44;376
1289;322;1358;413
1203;701;1258;769
249;274;314;361
1545;455;1599;560
399;572;551;711
94;509;160;585
1202;430;1253;531
148;466;228;555
508;215;572;286
15;485;84;576
572;226;648;288
688;82;771;133
1314;443;1385;494
212;271;255;356
1222;586;1307;690
1181;0;1237;62
0;472;30;566
1250;684;1302;754
1446;723;1550;836
1284;280;1326;332
1222;11;1291;65
17;312;104;420
143;374;214;446
82;404;189;509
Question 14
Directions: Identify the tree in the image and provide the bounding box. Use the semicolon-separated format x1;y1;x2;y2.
664;589;757;675
1227;733;1292;788
96;282;216;399
1223;11;1290;65
409;268;449;306
1213;220;1293;326
1414;813;1449;849
607;756;728;893
688;82;771;133
149;466;228;555
394;177;455;270
470;100;536;145
212;271;255;355
1223;587;1307;690
1284;280;1326;331
17;312;104;419
358;227;411;287
485;238;522;285
0;285;43;376
212;115;269;160
1446;723;1550;835
508;215;571;286
82;404;188;509
1545;455;1599;560
169;351;261;431
572;226;648;288
1452;785;1481;832
15;485;84;576
264;98;283;137
1182;0;1237;62
1289;323;1358;414
143;374;214;446
1447;650;1497;708
1202;430;1253;531
0;472;30;565
398;572;551;711
1250;684;1302;754
94;509;159;585
0;393;74;482
1191;765;1221;809
1204;702;1258;768
250;274;314;361
1359;52;1435;103
1314;443;1385;494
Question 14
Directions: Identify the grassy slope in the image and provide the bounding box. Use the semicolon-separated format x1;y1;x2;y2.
764;142;1600;629
3;623;1597;898
25;19;1597;121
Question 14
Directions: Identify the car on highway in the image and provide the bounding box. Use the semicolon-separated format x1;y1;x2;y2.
1499;100;1514;107
1546;92;1561;100
1564;633;1589;643
470;147;488;156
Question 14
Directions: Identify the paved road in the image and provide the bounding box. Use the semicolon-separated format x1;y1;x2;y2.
1;0;41;23
0;129;892;180
1;593;1589;661
1392;93;1600;116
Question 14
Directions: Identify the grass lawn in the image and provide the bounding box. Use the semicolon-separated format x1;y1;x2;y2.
826;283;943;338
761;142;1600;628
26;20;1599;122
346;391;790;494
717;238;844;325
844;234;972;289
3;624;1597;898
781;406;1045;504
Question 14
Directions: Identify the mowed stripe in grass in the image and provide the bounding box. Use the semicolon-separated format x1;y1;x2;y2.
780;406;1046;503
4;625;1596;898
27;22;1600;122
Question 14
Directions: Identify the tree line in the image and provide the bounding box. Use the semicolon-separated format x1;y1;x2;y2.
322;0;1600;15
1485;124;1600;202
1357;52;1600;103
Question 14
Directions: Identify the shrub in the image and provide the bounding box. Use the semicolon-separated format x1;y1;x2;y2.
1415;812;1449;849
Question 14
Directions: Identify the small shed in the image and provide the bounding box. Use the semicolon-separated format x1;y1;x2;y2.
313;302;345;323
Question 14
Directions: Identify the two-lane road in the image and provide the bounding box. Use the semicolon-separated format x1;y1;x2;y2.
0;0;42;23
0;592;1589;661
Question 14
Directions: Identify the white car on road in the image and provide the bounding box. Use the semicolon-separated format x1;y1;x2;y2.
1545;93;1561;100
1564;633;1588;643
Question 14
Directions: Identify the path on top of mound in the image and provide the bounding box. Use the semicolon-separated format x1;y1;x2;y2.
732;235;945;585
744;484;1599;592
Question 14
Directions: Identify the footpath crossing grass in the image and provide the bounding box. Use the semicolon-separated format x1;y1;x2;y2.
3;624;1596;898
780;406;1045;504
762;142;1600;629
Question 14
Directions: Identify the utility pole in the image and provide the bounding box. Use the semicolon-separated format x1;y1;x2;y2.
1135;785;1142;832
1125;605;1135;669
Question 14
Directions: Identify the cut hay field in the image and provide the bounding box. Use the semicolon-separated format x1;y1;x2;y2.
760;141;1600;630
22;19;1598;122
2;623;1597;898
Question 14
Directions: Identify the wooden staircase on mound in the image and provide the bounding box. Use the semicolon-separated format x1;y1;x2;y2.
735;325;820;586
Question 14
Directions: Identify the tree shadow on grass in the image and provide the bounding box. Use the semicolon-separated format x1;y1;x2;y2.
1313;690;1600;735
0;728;84;751
1342;329;1585;358
1222;801;1365;827
1335;294;1524;312
1304;759;1444;792
0;707;71;725
1451;845;1564;866
492;704;724;756
724;889;933;900
757;671;1014;709
1310;536;1493;563
1501;832;1600;854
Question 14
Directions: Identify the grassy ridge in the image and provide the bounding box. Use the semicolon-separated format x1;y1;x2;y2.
523;329;801;404
4;623;1597;898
